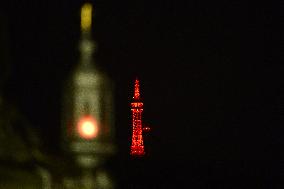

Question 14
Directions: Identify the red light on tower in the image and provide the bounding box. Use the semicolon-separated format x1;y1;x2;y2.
77;116;98;139
143;126;151;132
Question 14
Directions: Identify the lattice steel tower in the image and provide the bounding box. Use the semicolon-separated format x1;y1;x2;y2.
130;78;145;156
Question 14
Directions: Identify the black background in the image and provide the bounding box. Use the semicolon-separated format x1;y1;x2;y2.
0;0;283;188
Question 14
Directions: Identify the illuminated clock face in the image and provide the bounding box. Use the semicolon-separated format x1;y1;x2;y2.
77;116;98;139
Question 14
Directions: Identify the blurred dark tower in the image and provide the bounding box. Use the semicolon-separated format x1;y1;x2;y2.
61;2;115;189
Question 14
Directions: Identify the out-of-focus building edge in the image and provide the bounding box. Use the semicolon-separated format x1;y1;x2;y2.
0;9;77;189
0;11;40;188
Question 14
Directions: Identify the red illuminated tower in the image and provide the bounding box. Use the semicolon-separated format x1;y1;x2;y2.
130;78;145;156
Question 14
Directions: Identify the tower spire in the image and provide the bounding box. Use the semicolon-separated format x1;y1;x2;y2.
79;2;95;66
81;2;92;33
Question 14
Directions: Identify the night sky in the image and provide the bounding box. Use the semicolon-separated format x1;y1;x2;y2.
0;0;283;187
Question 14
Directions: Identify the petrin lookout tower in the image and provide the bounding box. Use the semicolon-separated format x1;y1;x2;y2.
130;78;145;156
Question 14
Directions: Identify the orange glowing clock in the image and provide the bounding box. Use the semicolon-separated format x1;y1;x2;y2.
77;116;98;139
